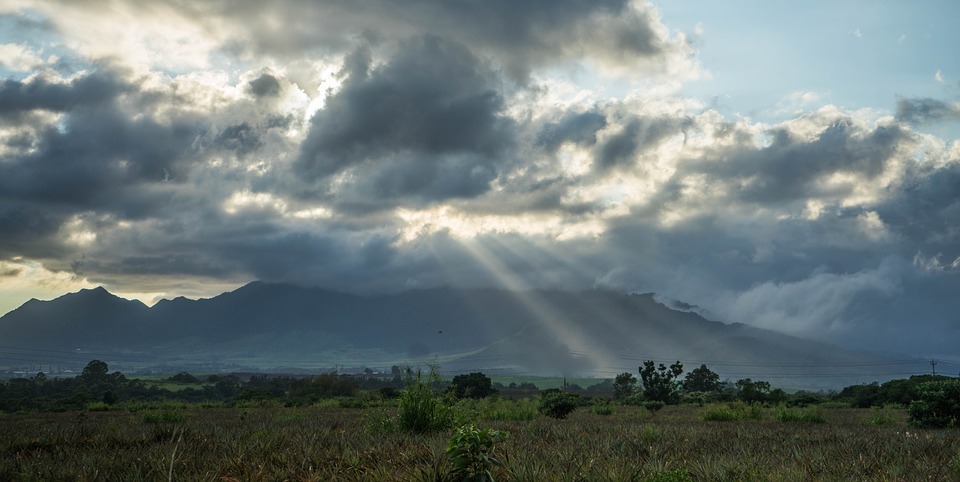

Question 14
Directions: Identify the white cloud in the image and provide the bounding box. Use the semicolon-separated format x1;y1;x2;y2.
0;43;45;71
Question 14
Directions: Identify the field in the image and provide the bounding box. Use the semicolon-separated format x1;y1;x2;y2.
2;403;959;481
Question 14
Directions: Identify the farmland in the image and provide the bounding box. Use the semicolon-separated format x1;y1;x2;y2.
2;402;958;481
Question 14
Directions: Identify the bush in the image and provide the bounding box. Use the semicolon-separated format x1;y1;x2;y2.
701;402;763;421
396;369;454;433
592;401;614;416
446;423;508;482
776;406;826;424
908;380;960;428
539;391;579;419
702;406;742;422
643;400;665;413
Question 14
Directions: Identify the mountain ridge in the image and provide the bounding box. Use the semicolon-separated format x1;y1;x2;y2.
0;282;928;388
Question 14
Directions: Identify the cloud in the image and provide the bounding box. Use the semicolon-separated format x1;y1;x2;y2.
296;36;514;205
0;0;958;358
0;68;128;116
182;0;697;80
896;97;960;124
247;72;281;98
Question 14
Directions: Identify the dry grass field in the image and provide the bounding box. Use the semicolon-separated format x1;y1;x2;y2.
2;403;959;481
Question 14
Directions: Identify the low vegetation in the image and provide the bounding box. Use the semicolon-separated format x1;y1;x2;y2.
1;359;959;480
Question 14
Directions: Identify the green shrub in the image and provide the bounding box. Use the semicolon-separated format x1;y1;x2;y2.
87;401;112;412
592;401;614;416
776;406;826;424
396;369;454;433
643;400;665;413
539;391;579;419
702;406;742;421
908;380;960;428
446;423;508;482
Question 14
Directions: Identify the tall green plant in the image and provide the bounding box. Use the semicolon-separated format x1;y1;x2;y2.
397;366;454;433
446;423;508;482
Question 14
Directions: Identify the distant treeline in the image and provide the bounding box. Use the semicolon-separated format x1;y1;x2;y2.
0;360;404;413
0;359;955;413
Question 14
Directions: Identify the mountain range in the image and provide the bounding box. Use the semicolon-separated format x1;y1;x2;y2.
0;282;931;388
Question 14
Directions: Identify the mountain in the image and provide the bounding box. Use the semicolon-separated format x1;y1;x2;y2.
0;282;926;387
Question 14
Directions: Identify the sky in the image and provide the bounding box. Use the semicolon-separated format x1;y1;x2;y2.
0;0;959;358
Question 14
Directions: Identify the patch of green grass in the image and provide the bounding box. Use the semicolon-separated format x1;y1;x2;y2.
776;406;826;423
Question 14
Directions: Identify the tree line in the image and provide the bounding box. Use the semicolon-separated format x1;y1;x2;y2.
2;358;958;424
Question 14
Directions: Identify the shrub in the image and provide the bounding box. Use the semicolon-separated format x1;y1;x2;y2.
701;402;763;421
908;380;960;428
592;401;614;416
446;423;508;482
396;369;454;433
702;406;742;422
776;406;826;424
539;391;579;419
643;400;665;413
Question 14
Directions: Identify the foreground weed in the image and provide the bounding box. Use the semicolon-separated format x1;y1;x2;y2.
446;423;508;482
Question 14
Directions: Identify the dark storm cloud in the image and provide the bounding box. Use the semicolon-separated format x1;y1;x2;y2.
0;202;64;259
896;97;960;124
247;73;281;98
537;110;607;152
217;123;262;155
297;36;513;202
0;69;128;116
0;103;201;207
189;0;681;80
876;161;960;253
656;119;909;208
595;115;691;170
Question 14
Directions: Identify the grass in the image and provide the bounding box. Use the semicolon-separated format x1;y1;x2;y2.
0;405;957;480
776;406;827;424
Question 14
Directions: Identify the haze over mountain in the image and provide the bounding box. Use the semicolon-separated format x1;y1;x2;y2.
0;283;938;388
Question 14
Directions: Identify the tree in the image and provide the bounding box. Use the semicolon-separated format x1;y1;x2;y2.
683;364;721;392
639;360;683;404
447;372;498;399
81;360;109;382
539;390;579;419
908;380;960;428
169;371;200;384
735;378;771;404
612;372;637;400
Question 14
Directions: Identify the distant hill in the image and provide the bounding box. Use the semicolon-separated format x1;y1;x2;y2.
0;282;929;388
